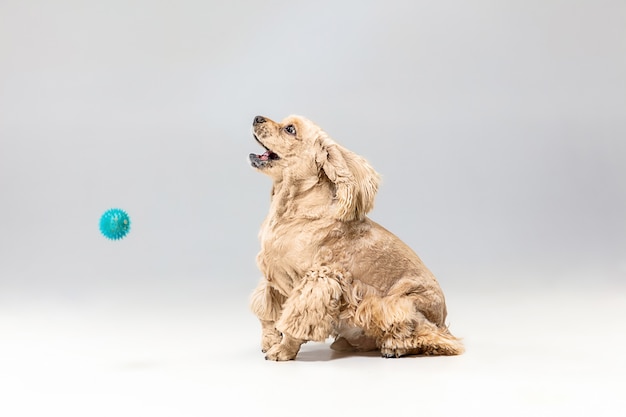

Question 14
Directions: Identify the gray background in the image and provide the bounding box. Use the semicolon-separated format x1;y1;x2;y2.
1;1;625;416
1;0;624;303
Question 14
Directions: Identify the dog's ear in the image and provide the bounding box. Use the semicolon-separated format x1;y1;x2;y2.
316;134;380;221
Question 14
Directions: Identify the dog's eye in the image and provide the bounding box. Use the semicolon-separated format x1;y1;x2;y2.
284;125;296;136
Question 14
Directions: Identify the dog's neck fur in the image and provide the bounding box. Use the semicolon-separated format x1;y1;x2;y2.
269;174;336;220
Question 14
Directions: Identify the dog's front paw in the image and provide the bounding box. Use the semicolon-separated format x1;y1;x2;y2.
264;335;303;361
264;344;298;361
261;329;283;353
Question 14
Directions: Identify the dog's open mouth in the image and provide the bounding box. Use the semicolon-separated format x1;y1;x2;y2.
250;134;280;168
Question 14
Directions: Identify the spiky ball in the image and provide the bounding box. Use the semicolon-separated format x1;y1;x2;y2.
99;208;131;240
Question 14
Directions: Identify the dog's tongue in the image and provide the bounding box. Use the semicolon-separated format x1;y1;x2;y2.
260;151;271;160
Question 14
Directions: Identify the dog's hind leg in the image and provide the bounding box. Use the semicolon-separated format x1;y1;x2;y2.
354;287;464;358
378;308;464;357
268;266;344;360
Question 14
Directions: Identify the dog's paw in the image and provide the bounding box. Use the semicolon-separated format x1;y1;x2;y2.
380;347;408;358
264;343;299;361
261;330;282;353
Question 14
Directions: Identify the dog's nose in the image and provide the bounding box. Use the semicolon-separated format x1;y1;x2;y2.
253;115;266;125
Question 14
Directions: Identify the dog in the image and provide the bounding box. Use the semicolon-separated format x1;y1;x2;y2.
248;115;463;360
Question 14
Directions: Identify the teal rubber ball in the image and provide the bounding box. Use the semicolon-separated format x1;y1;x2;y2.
99;208;131;240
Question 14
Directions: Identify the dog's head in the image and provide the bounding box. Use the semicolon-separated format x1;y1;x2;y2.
249;115;380;221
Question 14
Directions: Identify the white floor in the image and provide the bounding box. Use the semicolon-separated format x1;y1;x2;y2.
1;281;625;417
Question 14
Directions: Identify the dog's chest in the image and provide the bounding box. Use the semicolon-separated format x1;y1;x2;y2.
257;219;317;293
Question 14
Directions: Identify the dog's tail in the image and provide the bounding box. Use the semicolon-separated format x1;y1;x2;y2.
415;322;465;356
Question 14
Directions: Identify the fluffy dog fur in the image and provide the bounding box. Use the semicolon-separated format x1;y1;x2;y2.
248;115;463;360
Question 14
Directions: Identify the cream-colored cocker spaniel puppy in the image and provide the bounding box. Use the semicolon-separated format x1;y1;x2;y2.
248;115;463;360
